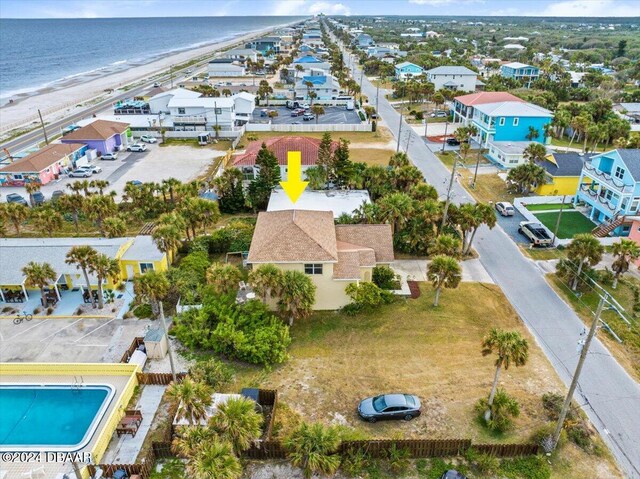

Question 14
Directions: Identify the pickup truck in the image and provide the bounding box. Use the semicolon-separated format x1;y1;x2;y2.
519;221;553;247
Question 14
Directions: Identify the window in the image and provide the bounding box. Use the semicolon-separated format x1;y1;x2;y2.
513;117;519;126
499;117;505;126
178;108;185;114
614;166;625;179
304;264;323;275
215;108;222;115
139;263;154;273
13;174;23;180
631;198;640;212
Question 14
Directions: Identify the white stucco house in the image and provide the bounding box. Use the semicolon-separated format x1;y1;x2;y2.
425;66;478;92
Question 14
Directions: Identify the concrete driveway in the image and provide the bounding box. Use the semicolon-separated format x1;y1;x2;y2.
393;259;494;284
344;39;640;477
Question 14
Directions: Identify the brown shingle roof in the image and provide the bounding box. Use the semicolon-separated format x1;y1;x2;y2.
335;225;394;263
62;120;129;141
333;250;362;279
233;136;337;167
248;210;338;263
0;143;84;173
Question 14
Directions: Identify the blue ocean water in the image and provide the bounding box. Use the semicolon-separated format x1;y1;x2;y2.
0;16;305;100
0;386;110;447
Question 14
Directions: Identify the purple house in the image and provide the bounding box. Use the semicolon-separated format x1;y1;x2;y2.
60;120;130;155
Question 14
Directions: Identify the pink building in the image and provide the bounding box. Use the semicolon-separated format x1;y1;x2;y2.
0;143;87;187
627;218;640;266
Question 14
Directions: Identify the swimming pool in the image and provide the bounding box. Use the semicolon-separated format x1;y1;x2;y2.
0;384;114;451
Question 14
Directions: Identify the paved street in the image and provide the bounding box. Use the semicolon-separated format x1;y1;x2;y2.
341;39;640;478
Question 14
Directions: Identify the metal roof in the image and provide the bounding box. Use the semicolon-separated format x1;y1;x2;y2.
426;65;476;75
474;101;552;118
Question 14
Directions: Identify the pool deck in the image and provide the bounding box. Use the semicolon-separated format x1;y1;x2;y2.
0;371;134;479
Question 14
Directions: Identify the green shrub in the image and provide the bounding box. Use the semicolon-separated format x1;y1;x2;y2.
340;449;371;477
475;389;520;432
415;111;424;120
499;456;551;479
531;422;567;452
344;281;394;315
189;358;234;390
385;443;410;474
133;303;153;319
372;265;401;290
150;458;186;479
466;448;499;475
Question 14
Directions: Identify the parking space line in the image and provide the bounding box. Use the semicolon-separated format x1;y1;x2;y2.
73;318;117;343
5;318;52;341
39;318;85;342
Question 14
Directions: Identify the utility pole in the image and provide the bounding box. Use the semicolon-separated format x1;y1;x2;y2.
38;109;49;145
441;119;449;153
440;156;458;231
551;295;606;451
170;64;174;88
552;195;567;245
375;78;380;109
423;116;428;139
396;107;404;153
359;68;364;106
158;301;177;381
472;147;482;188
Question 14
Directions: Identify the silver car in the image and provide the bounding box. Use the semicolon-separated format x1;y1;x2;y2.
495;201;515;216
69;168;92;178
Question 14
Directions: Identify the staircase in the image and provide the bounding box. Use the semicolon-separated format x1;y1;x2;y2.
592;215;625;237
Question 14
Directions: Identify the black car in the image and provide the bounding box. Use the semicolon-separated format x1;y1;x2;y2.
446;137;461;146
51;190;65;202
440;470;468;479
6;193;28;206
358;393;421;422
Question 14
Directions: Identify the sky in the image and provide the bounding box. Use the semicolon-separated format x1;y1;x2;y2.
1;0;639;18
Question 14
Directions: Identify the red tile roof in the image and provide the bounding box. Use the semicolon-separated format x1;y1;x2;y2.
454;92;524;107
233;136;337;167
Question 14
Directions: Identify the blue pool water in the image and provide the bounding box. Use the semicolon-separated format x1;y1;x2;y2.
0;386;112;449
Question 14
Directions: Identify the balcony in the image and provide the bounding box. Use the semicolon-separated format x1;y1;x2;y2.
578;184;624;214
583;163;632;193
172;115;207;125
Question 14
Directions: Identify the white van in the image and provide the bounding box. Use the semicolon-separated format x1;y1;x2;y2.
345;100;355;111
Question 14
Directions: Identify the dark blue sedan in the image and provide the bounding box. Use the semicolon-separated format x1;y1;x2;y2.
358;393;421;423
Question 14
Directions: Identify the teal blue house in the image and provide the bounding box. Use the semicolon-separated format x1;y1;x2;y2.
575;149;640;235
500;62;540;87
472;101;553;147
395;61;424;80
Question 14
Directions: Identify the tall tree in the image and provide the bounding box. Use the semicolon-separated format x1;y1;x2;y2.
523;143;547;163
463;203;497;255
427;255;462;307
247;143;281;210
332;138;354;186
83;194;116;235
103;216;126;238
316;132;334;174
565;233;604;291
186;440;242;479
167;377;213;425
206;263;243;296
378;192;414;236
88;253;120;308
4;202;28;235
284;422;341;479
481;328;529;421
248;264;283;304
57;193;85;233
214;168;246;214
31;205;63;237
22;261;57;308
278;270;316;326
25;182;41;207
65;245;99;309
611;238;640;288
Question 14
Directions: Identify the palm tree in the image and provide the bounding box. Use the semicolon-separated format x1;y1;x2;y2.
278;270;316;326
25;182;41;207
88;253;120;308
463;203;497;255
162;178;181;204
378;192;414;236
172;425;215;458
186;439;242;479
167;377;213;425
430;234;462;258
248;264;283;304
427;255;462;307
566;233;604;291
206;263;242;296
611;239;640;288
31;205;63;237
525;126;540;141
311;104;325;124
103;216;126;238
22;261;57;308
209;397;263;454
65;245;99;308
57;193;85;233
83;194;116;235
284;422;341;479
134;269;169;318
152;222;183;264
89;179;110;195
4;202;28;235
481;328;529;421
523;143;547;164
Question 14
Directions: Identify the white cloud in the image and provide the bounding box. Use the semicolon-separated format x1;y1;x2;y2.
492;0;639;17
271;0;307;15
271;0;350;15
409;0;481;4
307;1;351;14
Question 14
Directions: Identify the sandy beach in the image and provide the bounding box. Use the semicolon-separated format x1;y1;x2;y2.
0;23;291;134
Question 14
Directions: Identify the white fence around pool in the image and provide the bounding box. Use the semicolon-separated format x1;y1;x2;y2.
245;123;372;133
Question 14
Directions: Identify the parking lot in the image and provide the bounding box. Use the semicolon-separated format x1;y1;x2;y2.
0;143;225;202
253;105;362;125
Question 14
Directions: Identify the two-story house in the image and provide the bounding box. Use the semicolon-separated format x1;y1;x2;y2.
207;59;246;77
500;62;540;87
575;149;640;236
472;100;552;147
451;91;524;126
425;66;478;92
245;36;281;56
394;62;424;80
294;73;340;101
247;210;394;310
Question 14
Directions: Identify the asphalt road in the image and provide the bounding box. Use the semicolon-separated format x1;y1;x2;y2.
339;36;640;478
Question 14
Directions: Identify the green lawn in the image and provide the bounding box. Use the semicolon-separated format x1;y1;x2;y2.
533;211;595;239
525;203;575;212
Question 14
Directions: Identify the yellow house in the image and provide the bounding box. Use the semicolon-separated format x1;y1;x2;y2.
247;210;395;310
536;152;593;196
0;236;167;303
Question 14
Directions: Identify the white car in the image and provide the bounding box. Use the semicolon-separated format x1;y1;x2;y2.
139;135;157;144
127;143;147;152
495;201;515;216
69;168;93;178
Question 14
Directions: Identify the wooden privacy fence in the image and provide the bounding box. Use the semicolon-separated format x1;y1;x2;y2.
87;462;151;478
120;336;145;363
259;389;278;439
136;371;187;385
472;443;540;457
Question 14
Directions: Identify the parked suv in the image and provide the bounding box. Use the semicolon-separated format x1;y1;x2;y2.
6;193;28;205
127;143;147;152
140;135;157;144
31;191;46;206
100;152;118;161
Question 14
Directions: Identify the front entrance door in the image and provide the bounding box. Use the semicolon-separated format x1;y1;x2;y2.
126;265;135;280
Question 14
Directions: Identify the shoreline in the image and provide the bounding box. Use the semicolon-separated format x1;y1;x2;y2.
0;21;297;134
